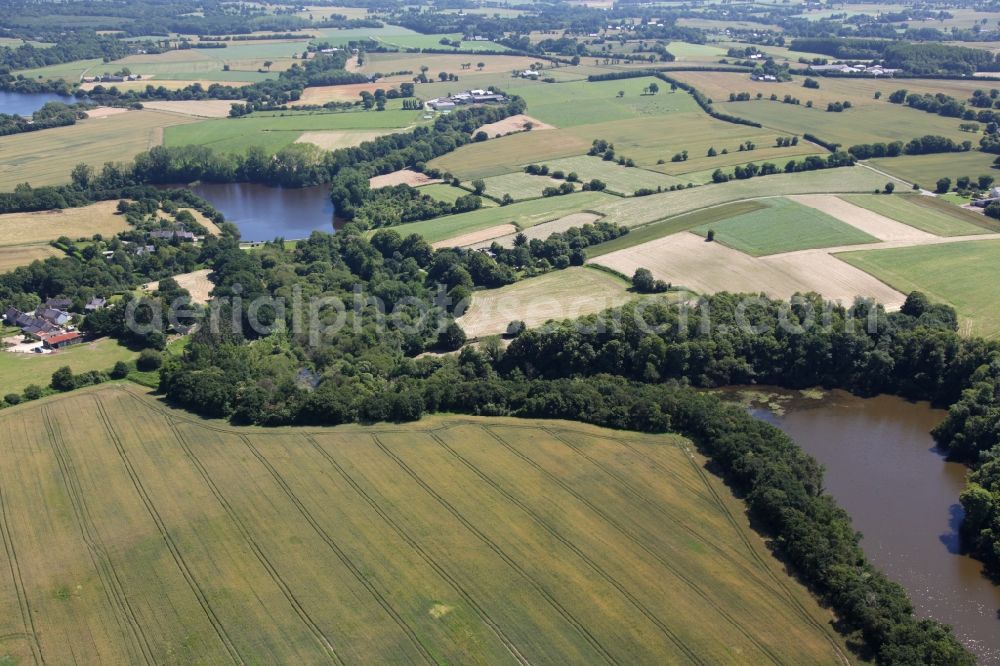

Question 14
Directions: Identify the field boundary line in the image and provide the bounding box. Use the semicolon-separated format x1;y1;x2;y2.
42;405;155;666
167;419;346;664
237;433;437;665
427;431;705;665
369;433;620;666
484;425;781;665
0;420;44;666
301;433;531;666
91;395;246;665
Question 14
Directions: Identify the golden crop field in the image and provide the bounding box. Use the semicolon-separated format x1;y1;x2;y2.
0;244;62;272
0;110;195;190
0;385;850;664
0;201;127;246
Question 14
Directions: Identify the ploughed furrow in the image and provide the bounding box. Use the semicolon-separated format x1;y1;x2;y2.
166;419;345;665
370;434;620;666
301;434;532;666
482;425;782;666
427;431;705;666
92;396;245;665
237;434;436;665
0;458;43;666
42;406;154;666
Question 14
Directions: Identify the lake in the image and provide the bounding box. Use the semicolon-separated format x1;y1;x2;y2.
189;182;338;242
734;387;1000;663
0;90;77;117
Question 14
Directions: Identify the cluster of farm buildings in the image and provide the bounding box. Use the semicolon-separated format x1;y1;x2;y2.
81;73;144;84
807;63;900;76
426;89;509;111
3;297;105;351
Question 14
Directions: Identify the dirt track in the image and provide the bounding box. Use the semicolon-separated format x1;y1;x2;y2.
433;224;517;249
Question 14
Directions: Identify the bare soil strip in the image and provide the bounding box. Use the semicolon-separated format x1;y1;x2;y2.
143;269;214;305
475;114;556;137
473;213;603;249
369;169;441;189
433;224;518;249
590;232;907;308
788;194;936;241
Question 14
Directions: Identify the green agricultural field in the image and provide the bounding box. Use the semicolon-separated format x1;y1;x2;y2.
714;99;971;147
542;155;687;194
164;109;422;153
429;130;592;180
14;57;105;81
515;77;701;128
419;183;497;206
0;110;196;190
840;194;998;236
867;151;999;189
0;338;137;396
691;197;878;255
478;172;564;201
385;191;616;243
0;384;849;665
375;32;510;51
594;166;888;228
838;239;1000;337
587;201;769;257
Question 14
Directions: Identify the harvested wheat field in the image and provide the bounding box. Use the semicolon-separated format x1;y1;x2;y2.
85;106;132;119
433;223;518;249
459;267;634;338
590;232;906;308
475;113;556;137
0;244;62;272
370;169;441;188
141;100;239;118
296;82;386;105
144;268;214;305
0;201;127;246
789;194;937;241
0;384;849;664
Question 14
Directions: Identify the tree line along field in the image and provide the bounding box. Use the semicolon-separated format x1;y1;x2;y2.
0;385;850;665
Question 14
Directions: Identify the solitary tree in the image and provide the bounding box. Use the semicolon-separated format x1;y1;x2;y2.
706;229;716;242
471;179;486;195
884;182;895;194
263;60;273;71
617;90;624;98
648;82;659;94
477;61;485;70
936;177;952;194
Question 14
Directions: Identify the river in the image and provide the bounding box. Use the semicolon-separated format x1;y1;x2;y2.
0;90;77;117
189;182;338;242
733;387;1000;663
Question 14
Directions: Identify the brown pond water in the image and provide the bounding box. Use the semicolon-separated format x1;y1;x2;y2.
731;387;1000;663
190;182;338;242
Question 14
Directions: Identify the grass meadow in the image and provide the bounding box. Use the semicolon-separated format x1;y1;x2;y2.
478;172;563;201
691;197;878;255
164;109;422;153
0;384;850;664
586;201;768;257
0;338;137;396
838;239;1000;337
0;110;195;190
384;191;616;243
840;194;998;236
542;156;687;193
867;152;1000;188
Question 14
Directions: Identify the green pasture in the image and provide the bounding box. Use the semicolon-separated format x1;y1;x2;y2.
164;109;422;153
840;194;998;236
587;201;769;257
543;156;687;194
867;151;999;189
838;239;1000;338
691;197;879;255
385;191;616;243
